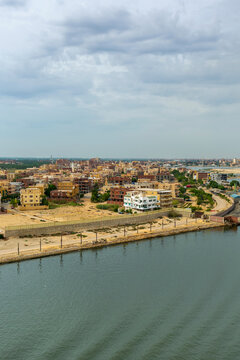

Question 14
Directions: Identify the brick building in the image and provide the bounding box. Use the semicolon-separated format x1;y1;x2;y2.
108;187;130;205
74;178;93;194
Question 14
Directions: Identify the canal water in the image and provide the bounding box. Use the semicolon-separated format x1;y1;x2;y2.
1;228;240;360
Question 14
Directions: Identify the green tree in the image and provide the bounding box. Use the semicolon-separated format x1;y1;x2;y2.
230;180;240;187
101;190;110;202
41;195;49;206
45;184;57;197
10;198;18;208
91;183;100;202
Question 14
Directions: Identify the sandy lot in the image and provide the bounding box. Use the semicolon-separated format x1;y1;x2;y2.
0;199;116;229
212;168;240;175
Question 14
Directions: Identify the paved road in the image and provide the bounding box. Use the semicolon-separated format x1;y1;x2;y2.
211;193;230;213
228;201;240;216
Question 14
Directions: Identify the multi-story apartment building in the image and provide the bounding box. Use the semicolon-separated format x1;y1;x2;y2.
50;190;73;200
8;182;23;195
20;187;45;210
108;187;130;205
155;170;173;182
108;176;132;186
210;173;228;183
73;178;93;194
156;182;180;198
145;189;172;208
193;171;209;182
124;191;160;211
158;190;172;208
57;181;79;197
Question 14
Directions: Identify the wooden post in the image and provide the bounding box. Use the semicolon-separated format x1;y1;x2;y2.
40;239;42;252
174;220;176;228
124;226;126;236
137;225;138;234
186;218;188;225
61;234;63;248
80;233;83;245
150;223;152;232
17;243;20;256
162;220;164;229
95;232;97;242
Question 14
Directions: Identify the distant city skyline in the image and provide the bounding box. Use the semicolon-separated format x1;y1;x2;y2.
0;0;240;157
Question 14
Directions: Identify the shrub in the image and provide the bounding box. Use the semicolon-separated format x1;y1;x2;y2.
168;210;180;218
96;204;119;212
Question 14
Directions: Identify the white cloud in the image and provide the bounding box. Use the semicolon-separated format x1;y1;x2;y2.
0;0;239;157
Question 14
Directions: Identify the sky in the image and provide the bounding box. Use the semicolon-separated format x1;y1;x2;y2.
0;0;239;158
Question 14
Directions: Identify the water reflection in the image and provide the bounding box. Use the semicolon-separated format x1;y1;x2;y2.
38;258;42;272
79;251;83;264
60;254;64;268
17;262;20;275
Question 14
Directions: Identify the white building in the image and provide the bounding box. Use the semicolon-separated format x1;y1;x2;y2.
210;173;228;184
124;191;160;211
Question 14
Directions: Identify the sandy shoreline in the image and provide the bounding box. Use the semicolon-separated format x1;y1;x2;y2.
0;219;224;265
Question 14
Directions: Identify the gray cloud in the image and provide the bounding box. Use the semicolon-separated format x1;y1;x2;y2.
0;0;26;6
61;9;220;56
0;0;240;157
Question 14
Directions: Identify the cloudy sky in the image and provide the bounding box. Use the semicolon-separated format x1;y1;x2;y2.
0;0;239;158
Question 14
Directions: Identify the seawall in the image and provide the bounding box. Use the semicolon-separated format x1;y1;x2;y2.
0;221;223;265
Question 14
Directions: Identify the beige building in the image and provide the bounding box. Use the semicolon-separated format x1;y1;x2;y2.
145;189;172;208
57;181;79;197
156;182;180;198
20;187;47;210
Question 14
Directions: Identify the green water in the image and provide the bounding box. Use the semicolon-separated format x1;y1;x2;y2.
1;228;240;360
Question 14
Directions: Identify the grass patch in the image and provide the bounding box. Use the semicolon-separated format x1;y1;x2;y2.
49;201;83;209
96;204;119;212
77;234;88;238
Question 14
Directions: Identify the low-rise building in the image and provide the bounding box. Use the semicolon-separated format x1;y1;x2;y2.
50;189;74;200
210;173;228;183
57;181;79;197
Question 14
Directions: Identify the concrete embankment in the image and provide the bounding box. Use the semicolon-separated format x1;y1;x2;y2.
0;222;224;265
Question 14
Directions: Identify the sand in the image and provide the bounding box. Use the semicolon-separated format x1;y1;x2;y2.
0;199;115;230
